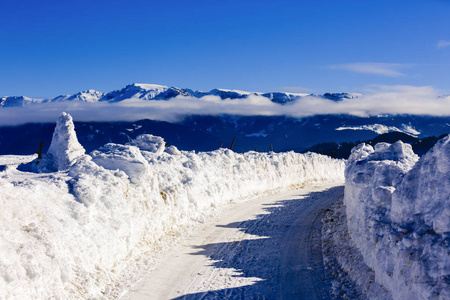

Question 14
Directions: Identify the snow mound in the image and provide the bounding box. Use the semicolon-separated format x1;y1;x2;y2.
164;145;181;155
90;143;150;184
344;137;450;299
46;112;85;170
0;113;345;299
127;134;166;155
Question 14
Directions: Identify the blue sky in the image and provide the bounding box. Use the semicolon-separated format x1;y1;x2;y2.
1;0;449;98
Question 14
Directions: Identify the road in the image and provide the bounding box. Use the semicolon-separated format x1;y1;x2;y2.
123;183;344;300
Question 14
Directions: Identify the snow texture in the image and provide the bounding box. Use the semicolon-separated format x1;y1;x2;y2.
50;90;104;103
0;113;345;299
126;134;166;155
0;155;37;167
45;112;86;171
336;123;421;136
344;136;450;299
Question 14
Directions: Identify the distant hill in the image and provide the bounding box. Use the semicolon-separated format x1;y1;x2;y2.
0;115;448;156
302;131;448;158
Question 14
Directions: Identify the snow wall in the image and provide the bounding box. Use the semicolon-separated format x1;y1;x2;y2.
344;136;450;299
0;113;345;299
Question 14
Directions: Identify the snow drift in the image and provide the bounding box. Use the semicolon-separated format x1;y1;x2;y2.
0;112;345;299
344;137;450;299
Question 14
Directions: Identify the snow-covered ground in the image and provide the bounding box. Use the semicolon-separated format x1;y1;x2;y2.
322;195;392;299
342;137;450;299
124;183;342;300
0;112;345;299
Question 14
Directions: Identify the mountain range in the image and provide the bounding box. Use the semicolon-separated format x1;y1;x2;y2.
0;83;361;107
0;83;448;157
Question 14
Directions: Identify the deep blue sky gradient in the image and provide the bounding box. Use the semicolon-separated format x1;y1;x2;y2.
1;0;449;97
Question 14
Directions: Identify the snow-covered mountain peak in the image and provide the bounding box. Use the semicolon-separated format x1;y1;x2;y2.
261;92;309;104
0;96;43;107
100;83;173;102
49;89;104;103
73;90;103;102
213;88;253;95
322;92;361;101
208;88;253;99
1;83;366;107
84;89;102;95
133;83;169;91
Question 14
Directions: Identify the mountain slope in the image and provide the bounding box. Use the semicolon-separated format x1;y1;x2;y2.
1;114;448;156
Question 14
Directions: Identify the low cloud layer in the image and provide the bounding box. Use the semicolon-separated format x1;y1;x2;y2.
326;62;411;77
0;85;449;126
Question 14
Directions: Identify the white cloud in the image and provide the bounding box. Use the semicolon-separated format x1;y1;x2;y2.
437;40;450;49
0;85;448;126
326;62;410;77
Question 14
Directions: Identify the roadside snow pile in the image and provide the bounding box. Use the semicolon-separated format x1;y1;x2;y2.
45;112;86;171
344;137;450;299
0;112;345;299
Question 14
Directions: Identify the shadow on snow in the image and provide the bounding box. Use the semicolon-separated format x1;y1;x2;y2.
172;186;344;300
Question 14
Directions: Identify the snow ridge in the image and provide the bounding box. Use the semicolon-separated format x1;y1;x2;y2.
344;137;450;299
0;113;345;299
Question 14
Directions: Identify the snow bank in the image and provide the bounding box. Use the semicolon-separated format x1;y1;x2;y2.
344;137;450;299
45;112;86;170
0;113;345;299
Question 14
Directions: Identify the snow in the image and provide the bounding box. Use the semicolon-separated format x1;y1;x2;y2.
401;124;421;136
0;112;345;299
213;88;253;95
0;96;43;107
44;112;86;171
322;192;391;299
50;90;104;103
336;123;421;136
90;144;150;185
284;92;310;97
125;183;342;299
343;136;450;299
126;134;165;155
133;83;169;91
0;155;37;167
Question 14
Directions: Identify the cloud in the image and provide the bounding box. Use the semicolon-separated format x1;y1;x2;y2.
326;62;411;77
437;40;450;49
0;85;448;126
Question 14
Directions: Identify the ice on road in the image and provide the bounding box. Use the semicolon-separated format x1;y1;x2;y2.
124;183;343;300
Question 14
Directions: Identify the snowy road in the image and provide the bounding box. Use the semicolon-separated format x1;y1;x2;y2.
123;183;344;300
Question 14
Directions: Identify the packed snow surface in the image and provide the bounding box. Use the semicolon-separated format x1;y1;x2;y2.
0;112;345;299
125;183;342;299
344;136;450;299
